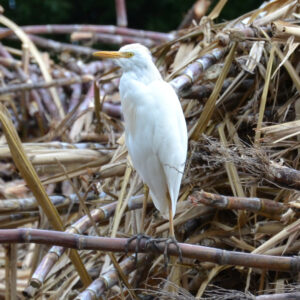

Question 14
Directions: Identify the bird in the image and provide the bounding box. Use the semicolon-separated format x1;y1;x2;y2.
93;43;187;246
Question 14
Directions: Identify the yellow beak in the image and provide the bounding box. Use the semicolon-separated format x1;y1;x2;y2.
93;51;133;59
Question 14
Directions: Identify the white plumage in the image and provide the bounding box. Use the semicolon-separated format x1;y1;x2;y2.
94;43;187;227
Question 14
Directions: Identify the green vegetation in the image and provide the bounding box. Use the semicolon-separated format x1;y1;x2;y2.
3;0;263;31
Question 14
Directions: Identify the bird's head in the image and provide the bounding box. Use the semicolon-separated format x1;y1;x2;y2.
93;43;155;72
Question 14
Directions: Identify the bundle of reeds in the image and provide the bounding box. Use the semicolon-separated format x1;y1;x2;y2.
0;0;300;299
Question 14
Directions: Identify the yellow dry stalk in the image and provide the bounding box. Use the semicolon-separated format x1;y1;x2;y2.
167;40;219;81
196;265;229;298
251;0;297;26
5;244;17;300
0;104;91;286
41;155;114;185
260;29;300;94
115;172;139;232
254;46;275;144
156;204;208;234
167;43;202;80
111;159;132;238
0;15;65;119
0;148;108;165
208;0;228;20
108;253;139;300
190;42;237;141
259;120;300;144
230;236;255;252
272;20;300;39
245;41;265;73
252;218;300;254
218;122;245;198
271;40;298;80
274;45;300;93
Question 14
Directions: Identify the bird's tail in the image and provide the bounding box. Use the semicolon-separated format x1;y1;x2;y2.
150;191;172;220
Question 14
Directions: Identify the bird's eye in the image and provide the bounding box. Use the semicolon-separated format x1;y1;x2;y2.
125;52;134;58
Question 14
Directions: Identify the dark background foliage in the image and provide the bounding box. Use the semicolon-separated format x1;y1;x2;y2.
2;0;263;31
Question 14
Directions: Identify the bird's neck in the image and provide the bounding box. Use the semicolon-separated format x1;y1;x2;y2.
121;64;162;85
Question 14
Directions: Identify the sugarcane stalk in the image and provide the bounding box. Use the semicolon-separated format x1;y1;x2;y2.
0;228;299;272
0;75;93;95
189;191;287;218
115;0;128;27
0;24;173;42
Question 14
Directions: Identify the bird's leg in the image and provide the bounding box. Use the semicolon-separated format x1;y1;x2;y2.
125;184;151;263
146;193;182;268
168;199;175;238
166;197;181;292
164;193;183;265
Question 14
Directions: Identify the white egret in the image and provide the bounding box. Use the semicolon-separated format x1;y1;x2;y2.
93;43;187;245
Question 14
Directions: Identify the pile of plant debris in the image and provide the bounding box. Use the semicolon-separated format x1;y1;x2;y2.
0;0;299;299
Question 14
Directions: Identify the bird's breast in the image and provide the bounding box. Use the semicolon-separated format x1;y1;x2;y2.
123;100;154;141
120;80;155;141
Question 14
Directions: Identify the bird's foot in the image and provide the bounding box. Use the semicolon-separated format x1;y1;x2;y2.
125;233;151;263
146;237;183;268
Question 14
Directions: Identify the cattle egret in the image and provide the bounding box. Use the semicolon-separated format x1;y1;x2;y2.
93;43;187;245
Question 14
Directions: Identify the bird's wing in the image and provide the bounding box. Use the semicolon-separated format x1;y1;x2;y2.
121;79;187;219
148;81;188;218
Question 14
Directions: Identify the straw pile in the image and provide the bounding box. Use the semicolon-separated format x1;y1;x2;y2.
0;0;299;299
